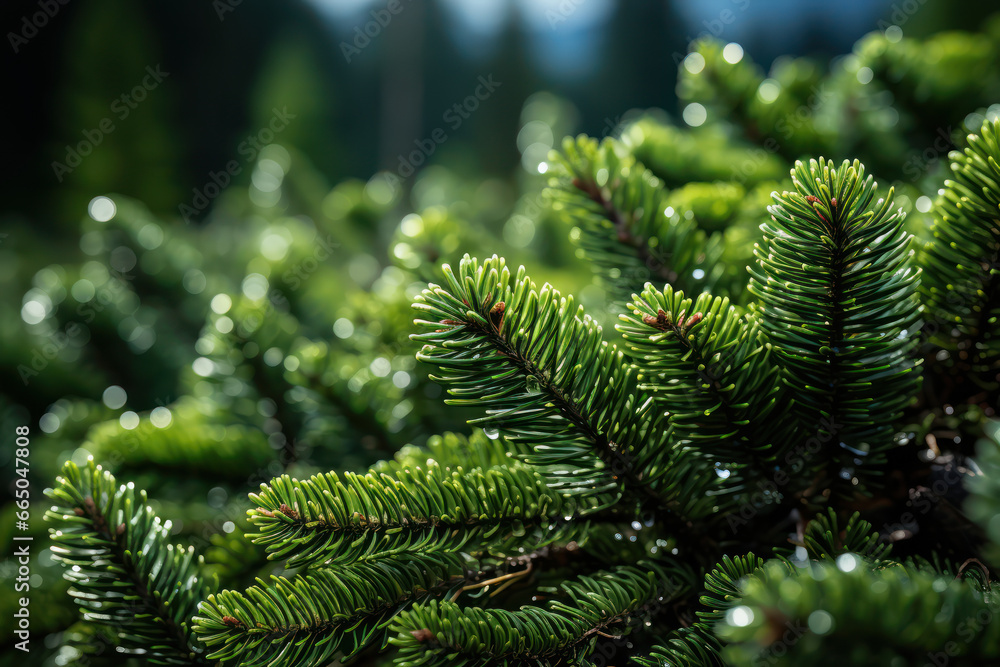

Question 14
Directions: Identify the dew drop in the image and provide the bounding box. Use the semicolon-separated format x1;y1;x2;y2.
727;606;754;627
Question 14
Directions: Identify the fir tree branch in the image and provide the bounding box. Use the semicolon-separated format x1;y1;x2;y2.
194;555;466;667
246;461;566;568
718;559;1000;666
572;160;678;285
44;459;214;665
967;422;1000;566
390;560;693;666
635;629;725;667
747;158;922;476
412;255;722;526
922;118;1000;379
788;508;892;564
546;136;722;302
84;396;274;479
374;430;523;476
634;554;767;666
619;283;786;467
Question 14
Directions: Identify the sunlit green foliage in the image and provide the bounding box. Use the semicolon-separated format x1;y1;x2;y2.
6;15;1000;667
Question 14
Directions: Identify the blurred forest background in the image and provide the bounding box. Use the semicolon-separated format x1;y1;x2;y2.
4;0;1000;665
6;0;997;225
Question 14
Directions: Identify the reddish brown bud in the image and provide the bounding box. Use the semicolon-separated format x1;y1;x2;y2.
642;308;672;331
488;301;506;329
278;503;300;520
222;616;244;629
805;195;830;222
410;628;436;643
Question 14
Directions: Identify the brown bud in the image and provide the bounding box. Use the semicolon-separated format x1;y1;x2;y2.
642;308;672;331
684;313;703;327
410;628;436;643
805;195;829;222
278;504;300;520
116;523;126;537
73;507;85;517
489;301;505;329
222;616;244;629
